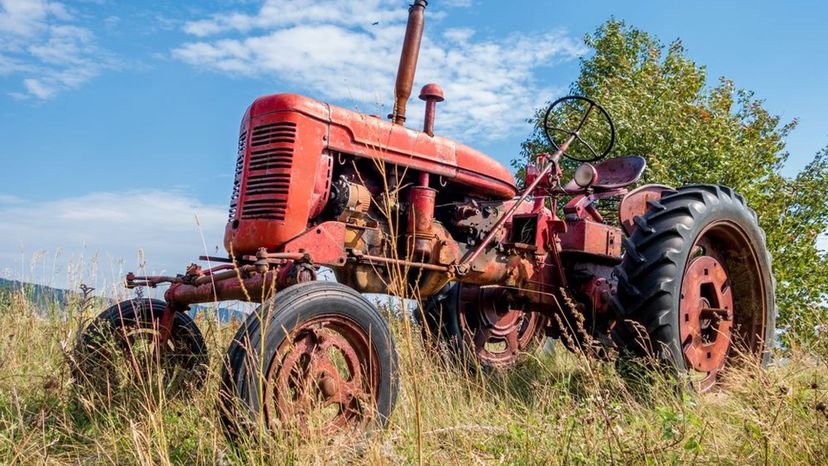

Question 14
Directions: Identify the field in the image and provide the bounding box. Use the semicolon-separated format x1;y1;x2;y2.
0;286;825;465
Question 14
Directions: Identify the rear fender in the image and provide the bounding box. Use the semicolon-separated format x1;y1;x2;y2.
618;184;673;236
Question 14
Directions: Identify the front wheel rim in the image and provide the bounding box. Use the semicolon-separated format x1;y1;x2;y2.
265;315;380;434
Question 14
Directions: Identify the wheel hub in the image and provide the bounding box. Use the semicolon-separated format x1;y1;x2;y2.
480;297;522;336
680;255;734;387
459;286;544;367
268;317;376;432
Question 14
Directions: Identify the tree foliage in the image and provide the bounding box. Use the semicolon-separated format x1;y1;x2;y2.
518;20;828;350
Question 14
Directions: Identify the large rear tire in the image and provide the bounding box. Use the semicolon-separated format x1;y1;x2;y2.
611;185;775;391
220;281;399;438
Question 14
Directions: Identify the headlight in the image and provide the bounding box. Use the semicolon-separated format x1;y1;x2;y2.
573;163;598;188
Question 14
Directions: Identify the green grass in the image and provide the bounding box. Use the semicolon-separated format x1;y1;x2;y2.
0;287;825;465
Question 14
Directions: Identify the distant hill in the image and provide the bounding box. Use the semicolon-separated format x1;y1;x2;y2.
189;305;249;323
0;278;247;323
0;277;74;309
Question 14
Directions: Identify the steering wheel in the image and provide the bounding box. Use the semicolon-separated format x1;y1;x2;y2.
542;95;615;162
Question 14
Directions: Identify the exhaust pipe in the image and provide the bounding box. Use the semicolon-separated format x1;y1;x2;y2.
391;0;427;125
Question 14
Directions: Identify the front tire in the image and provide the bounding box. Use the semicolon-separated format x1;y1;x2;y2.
73;298;208;397
612;185;775;391
220;281;399;438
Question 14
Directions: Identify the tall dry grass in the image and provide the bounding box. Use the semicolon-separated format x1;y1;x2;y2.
2;132;826;464
0;283;826;465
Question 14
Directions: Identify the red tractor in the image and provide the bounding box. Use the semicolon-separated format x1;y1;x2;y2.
74;1;775;435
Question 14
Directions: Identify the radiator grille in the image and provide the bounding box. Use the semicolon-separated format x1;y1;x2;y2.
250;122;297;147
240;121;296;221
228;131;246;219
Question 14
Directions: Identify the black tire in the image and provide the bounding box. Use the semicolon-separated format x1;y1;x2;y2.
73;298;208;396
611;184;776;390
417;282;545;369
220;281;399;438
416;282;464;356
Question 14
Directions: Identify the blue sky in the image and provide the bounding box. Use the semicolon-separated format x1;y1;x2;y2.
1;0;826;290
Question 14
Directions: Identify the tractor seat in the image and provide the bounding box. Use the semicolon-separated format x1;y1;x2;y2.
563;156;646;193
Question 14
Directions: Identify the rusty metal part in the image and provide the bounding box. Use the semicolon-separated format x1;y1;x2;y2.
162;262;316;306
618;184;672;236
582;276;612;314
414;222;462;297
407;184;436;259
125;272;177;288
391;0;428;125
336;221;395;294
563;188;626;222
348;250;448;273
680;255;733;392
679;220;768;392
280;222;349;267
559;220;622;258
458;285;546;367
278;262;317;288
331;177;371;216
419;83;444;136
157;304;177;344
266;315;380;432
199;255;234;263
128;255;313;307
336;265;391;294
165;270;275;305
309;151;334;219
126;262;253;289
456;133;578;274
194;268;238;286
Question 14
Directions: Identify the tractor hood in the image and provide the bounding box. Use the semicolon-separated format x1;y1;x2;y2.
247;93;518;200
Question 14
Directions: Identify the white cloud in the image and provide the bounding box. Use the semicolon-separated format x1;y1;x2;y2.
0;190;227;293
182;0;407;37
818;233;828;253
0;193;24;204
443;0;473;7
0;0;115;99
172;0;585;141
0;0;69;37
23;77;56;98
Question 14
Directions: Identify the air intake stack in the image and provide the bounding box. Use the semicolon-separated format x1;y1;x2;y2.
391;0;428;125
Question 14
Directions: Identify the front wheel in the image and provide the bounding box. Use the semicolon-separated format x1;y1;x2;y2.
220;281;399;438
612;185;775;391
73;298;208;397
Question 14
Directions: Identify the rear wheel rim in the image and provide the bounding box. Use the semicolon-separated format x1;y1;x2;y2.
679;220;767;391
266;315;379;434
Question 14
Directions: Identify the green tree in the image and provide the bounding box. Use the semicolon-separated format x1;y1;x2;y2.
518;20;828;351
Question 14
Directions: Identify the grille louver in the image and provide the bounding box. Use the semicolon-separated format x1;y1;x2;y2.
228;131;247;219
240;121;297;221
